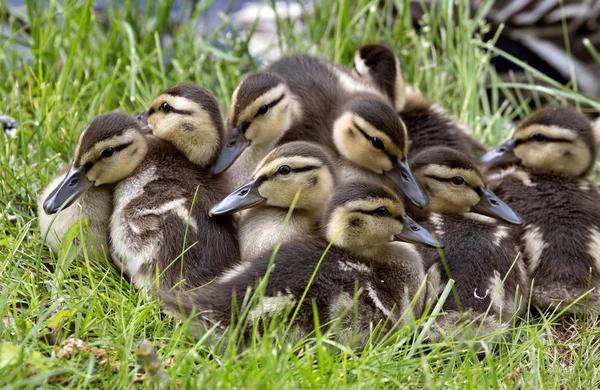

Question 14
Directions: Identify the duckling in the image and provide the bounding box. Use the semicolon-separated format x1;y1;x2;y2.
162;181;440;346
209;141;337;262
481;106;600;314
44;110;240;291
214;54;428;207
352;43;488;159
38;168;112;258
407;147;527;333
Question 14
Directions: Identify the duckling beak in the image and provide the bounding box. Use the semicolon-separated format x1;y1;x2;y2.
136;110;149;125
387;159;429;208
209;178;266;217
472;188;522;225
42;165;92;215
394;216;443;248
479;139;519;168
211;127;251;176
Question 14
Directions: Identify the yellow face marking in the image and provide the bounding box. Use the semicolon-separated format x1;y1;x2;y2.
83;129;148;186
325;198;406;249
229;84;287;128
147;94;223;166
253;156;323;178
514;137;591;176
416;165;483;214
418;165;485;188
333;113;404;174
514;125;578;142
79;131;138;167
251;156;334;212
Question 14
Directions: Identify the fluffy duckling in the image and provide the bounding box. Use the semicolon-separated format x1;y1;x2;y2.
210;141;337;262
39;169;112;257
481;106;600;314
352;43;488;159
162;181;439;346
44;110;240;291
212;54;429;208
408;147;527;333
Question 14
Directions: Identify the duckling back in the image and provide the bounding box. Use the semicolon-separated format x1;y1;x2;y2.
419;213;529;320
483;106;600;313
488;170;600;312
110;138;240;290
161;181;437;346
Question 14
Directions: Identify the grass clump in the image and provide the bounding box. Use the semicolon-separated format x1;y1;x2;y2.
1;0;600;388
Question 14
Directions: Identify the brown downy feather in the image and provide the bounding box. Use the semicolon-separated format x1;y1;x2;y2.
110;137;240;290
409;147;529;329
352;43;488;159
161;181;429;347
486;106;600;314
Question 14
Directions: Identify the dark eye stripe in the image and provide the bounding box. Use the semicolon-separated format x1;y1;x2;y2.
425;175;470;186
269;165;321;178
98;142;132;161
115;142;132;152
352;121;372;142
516;137;572;146
352;208;392;216
268;93;285;109
170;108;193;116
147;107;156;116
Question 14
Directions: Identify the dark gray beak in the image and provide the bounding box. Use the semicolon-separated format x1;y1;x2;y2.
43;165;92;215
209;178;266;217
387;159;429;208
479;139;519;168
136;110;149;125
472;188;522;225
211;127;251;176
395;216;443;248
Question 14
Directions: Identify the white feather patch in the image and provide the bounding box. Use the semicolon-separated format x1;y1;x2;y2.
522;225;547;274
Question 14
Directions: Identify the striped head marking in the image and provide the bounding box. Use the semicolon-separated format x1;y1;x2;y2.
512;107;596;177
148;83;225;167
332;98;429;208
228;73;294;145
209;142;336;216
323;181;439;253
43;113;148;214
333;98;408;174
412;147;521;224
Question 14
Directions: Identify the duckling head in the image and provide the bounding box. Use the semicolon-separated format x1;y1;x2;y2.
146;83;225;168
481;107;597;177
322;181;441;255
332;98;428;208
412;147;521;224
211;73;299;175
209;141;336;216
43;113;148;214
353;43;406;111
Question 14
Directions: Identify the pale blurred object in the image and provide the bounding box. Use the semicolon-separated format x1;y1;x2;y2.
231;1;314;63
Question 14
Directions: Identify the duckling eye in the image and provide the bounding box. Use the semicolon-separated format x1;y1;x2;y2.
256;104;269;116
101;147;115;158
371;137;385;150
159;102;172;113
277;165;291;175
373;207;391;217
531;133;546;142
451;176;465;185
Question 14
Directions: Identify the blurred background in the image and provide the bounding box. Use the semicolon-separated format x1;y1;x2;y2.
4;0;599;102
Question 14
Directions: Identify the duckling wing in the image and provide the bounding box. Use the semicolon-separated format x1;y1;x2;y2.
487;171;600;313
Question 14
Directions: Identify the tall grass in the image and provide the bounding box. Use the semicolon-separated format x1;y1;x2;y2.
1;0;600;388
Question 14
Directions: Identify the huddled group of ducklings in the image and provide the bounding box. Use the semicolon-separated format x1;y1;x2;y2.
38;43;600;346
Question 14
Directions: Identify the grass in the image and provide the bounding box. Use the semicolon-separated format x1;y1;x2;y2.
1;0;600;388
